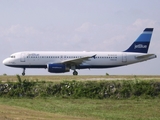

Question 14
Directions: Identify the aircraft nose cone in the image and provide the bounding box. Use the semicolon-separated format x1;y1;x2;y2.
3;59;9;65
3;59;6;65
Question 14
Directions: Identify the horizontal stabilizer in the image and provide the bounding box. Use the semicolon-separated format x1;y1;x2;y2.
136;54;157;59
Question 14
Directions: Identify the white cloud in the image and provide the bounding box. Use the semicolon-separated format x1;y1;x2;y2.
75;22;96;32
24;26;39;35
9;24;21;34
128;19;156;31
0;25;40;39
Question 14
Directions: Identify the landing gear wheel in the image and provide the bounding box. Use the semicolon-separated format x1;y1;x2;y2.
73;71;78;76
22;68;26;76
22;72;25;76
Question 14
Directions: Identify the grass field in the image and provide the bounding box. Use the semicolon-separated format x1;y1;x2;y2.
0;75;160;82
0;75;160;120
0;104;86;120
0;97;160;120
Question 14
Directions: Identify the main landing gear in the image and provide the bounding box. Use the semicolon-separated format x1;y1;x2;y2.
22;68;25;76
73;70;78;75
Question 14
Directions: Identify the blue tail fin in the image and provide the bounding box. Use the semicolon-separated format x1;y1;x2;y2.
124;28;153;53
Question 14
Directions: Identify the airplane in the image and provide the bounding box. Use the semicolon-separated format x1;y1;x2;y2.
3;28;156;76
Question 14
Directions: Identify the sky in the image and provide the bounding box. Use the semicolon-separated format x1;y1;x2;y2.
0;0;160;75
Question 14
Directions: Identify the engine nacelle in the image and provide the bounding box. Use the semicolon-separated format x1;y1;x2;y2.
47;63;70;73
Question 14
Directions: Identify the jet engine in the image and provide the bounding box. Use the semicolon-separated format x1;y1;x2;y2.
47;63;70;73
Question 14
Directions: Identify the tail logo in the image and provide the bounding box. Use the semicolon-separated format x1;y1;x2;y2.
134;44;147;49
124;28;153;53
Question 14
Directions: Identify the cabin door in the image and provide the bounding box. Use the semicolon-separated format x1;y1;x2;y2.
122;53;127;63
20;53;25;62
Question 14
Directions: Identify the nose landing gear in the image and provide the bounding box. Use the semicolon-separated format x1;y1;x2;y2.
22;68;25;76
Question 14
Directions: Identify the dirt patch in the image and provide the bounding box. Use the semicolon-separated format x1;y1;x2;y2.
0;104;93;120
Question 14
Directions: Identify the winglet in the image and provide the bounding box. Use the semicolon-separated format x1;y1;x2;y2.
124;28;154;53
92;54;97;59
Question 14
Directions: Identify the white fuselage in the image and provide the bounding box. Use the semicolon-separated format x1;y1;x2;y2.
3;51;156;69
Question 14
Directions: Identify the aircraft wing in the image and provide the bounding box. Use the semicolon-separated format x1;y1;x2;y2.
61;54;96;65
136;54;156;59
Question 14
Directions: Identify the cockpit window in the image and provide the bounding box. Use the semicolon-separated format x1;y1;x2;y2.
10;56;15;58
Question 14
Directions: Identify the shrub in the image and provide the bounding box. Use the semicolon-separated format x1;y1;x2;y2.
3;73;7;76
106;73;109;76
0;75;160;99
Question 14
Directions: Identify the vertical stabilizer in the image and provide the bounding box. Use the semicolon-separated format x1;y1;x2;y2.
124;28;153;53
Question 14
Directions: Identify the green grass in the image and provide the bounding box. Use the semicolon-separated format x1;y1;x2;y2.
0;75;160;119
0;97;160;120
0;75;160;82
